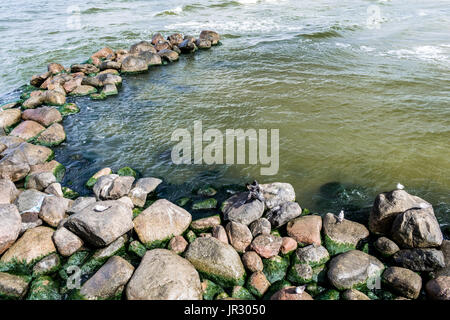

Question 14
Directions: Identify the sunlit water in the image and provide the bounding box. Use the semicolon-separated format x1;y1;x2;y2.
0;0;449;227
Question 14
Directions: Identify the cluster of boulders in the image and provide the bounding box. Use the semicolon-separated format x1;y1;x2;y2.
0;172;448;300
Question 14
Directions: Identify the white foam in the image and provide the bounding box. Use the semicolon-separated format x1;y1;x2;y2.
384;45;448;63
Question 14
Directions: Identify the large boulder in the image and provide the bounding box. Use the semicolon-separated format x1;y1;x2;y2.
93;174;134;200
323;213;369;255
80;256;135;300
327;250;384;290
38;196;71;227
391;207;443;248
286;215;322;246
0;226;56;264
267;201;302;228
9;120;45;141
0;179;20;204
0;108;21;129
393;248;445;272
121;56;148;73
133;199;191;248
22;106;62;127
184;237;246;287
0;204;21;254
128;177;162;207
222;192;264;226
199;30;220;45
0;272;29;299
259;182;295;209
126;249;202;300
382;266;422;299
64;200;133;247
369;189;430;235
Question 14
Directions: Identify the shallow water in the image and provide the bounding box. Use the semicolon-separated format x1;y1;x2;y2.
0;0;449;225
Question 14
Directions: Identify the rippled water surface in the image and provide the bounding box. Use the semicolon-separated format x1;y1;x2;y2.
0;0;449;225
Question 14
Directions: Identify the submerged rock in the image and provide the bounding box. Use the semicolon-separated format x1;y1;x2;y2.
323;212;369;255
64;200;133;247
184;237;246;287
80;256;134;300
0;204;21;254
0;226;56;264
126;249;202;300
327;250;384;290
133;199;191;248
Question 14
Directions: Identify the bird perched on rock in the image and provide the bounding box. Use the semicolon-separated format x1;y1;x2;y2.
295;285;306;294
396;183;404;190
336;210;344;223
246;180;265;203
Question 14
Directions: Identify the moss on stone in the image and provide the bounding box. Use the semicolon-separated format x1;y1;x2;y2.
62;187;79;200
287;264;313;285
128;240;146;258
117;166;137;178
192;198;217;210
59;251;91;281
202;279;224;300
27;276;61;300
185;230;197;244
58;103;80;117
270;230;281;237
232;286;255;300
262;255;290;284
306;283;327;297
316;289;340;300
198;270;246;289
176;197;190;207
90;92;107;100
324;234;355;256
144;236;172;250
262;279;291;300
53;162;66;182
196;186;217;197
215;291;229;300
132;208;143;219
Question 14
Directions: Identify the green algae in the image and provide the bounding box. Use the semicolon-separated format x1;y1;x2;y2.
27;276;61;300
202;279;224;300
232;286;255;300
192;198;217;210
262;255;290;284
128;240;146;258
117;166;137;178
324;234;355;256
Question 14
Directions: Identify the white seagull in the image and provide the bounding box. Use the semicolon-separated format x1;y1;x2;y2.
295;285;306;294
337;210;345;223
396;183;405;190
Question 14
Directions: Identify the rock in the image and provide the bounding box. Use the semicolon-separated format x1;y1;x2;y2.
393;248;445;271
295;245;330;267
85;167;111;188
167;33;184;46
1;226;56;264
242;251;264;272
52;227;83;257
247;271;270;298
391;207;443;248
95;73;122;87
22;93;45;109
100;84;118;97
151;33;165;45
121;56;148;73
323;213;369;255
21;106;62;127
15;189;47;216
270;286;313;300
168;235;188;254
262;255;290;284
280;237;298;255
38;196;71;227
64;200;133;247
259;182;296;209
178;38;197;53
133;199;191;248
342;289;371;300
374;237;400;257
47;63;65;74
222;192;264;225
117;196;133;209
90;47;115;66
327;250;385;290
191;215;221;232
126;249;202;300
69;85;97;96
0;108;21;129
35;123;65;146
20;219;43;235
30;72;50;87
26;171;56;191
45;182;63;197
137;51;162;66
382;266;422;299
185;237;246;287
192;198;217;210
425;276;450;300
249;218;271;237
0;204;21;254
251;234;282;259
287;263;313;284
9;120;45;141
129;41;157;54
157;49;179;62
0;179;20;204
287;215;322;246
27;276;61;300
67;197;96;215
99;60;121;71
212;225;228;244
43;90;66;106
80;256;134;300
128;177;162;207
226;221;253;253
196;39;212;50
267;201;302;228
0;272;29;299
369;189;430;235
93;174;134;200
154;40;171;52
32;253;61;276
63;76;83;93
199;30;220;45
70;64;99;74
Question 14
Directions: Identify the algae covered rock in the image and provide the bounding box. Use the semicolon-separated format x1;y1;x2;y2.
126;249;202;300
32;253;61;277
191;215;221;233
192;198;217;210
184;237;246;288
133;199;191;248
27;276;60;300
262;255;289;284
294;244;330;267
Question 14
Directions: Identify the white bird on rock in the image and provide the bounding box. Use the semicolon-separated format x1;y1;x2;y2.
336;210;344;223
295;285;306;294
396;183;404;190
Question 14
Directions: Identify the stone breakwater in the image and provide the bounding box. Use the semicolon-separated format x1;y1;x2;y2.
0;30;449;301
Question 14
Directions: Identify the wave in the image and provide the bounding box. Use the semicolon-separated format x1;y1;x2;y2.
383;46;449;63
155;6;183;17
